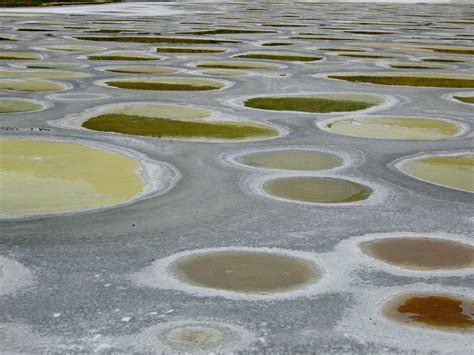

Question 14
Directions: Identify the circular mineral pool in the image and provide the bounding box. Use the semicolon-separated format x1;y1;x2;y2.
321;116;462;140
237;149;343;171
81;103;278;140
244;94;384;113
328;72;474;88
397;153;474;192
382;293;474;331
196;60;282;70
159;323;241;351
0;139;147;217
156;46;227;54
103;77;227;91
163;326;226;349
0;52;41;60
234;51;322;62
360;237;474;270
263;176;372;203
173;251;318;293
102;65;180;74
43;44;105;52
87;51;161;61
0;79;67;92
202;69;248;76
0;69;88;79
0;98;44;113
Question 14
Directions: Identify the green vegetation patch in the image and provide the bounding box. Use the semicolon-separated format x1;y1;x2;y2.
235;52;322;62
422;58;466;63
1;0;118;7
453;96;474;104
388;63;451;70
87;51;160;61
155;46;227;53
178;28;276;35
104;77;226;91
338;52;403;59
196;60;281;70
419;46;474;55
320;47;367;52
75;36;239;44
26;63;84;69
245;95;380;113
343;30;397;35
0;52;41;60
261;41;297;47
328;73;474;88
82;114;278;140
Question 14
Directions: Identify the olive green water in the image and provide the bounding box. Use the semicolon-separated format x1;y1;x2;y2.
329;73;474;88
245;95;382;113
104;77;226;91
196;60;281;70
264;177;372;203
83;114;277;140
235;52;322;61
454;96;474;104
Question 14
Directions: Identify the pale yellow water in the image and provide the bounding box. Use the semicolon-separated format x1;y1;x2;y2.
0;98;43;113
325;116;460;140
0;69;88;79
104;65;180;74
238;150;343;170
202;69;248;76
44;45;105;52
0;140;145;216
401;154;474;192
0;79;66;92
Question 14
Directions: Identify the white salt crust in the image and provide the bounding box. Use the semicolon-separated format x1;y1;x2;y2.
0;256;34;296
